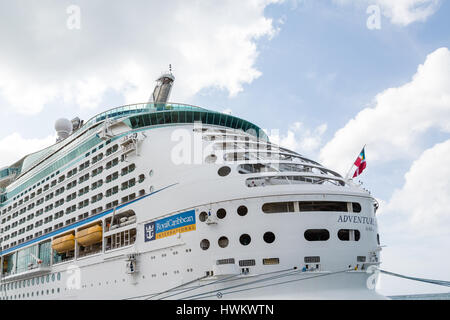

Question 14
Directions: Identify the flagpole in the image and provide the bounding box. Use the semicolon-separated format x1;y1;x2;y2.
345;144;366;180
344;163;355;180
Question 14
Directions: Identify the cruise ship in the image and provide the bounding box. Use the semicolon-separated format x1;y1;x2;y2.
0;71;384;300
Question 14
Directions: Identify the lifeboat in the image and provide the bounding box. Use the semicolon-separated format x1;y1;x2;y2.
52;234;75;253
76;225;103;246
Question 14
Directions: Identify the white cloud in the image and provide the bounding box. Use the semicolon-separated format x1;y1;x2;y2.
0;133;56;168
333;0;441;26
381;139;450;236
375;140;450;295
0;0;280;115
269;122;328;157
319;47;450;175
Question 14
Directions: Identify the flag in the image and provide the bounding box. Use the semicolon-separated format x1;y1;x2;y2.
352;147;366;178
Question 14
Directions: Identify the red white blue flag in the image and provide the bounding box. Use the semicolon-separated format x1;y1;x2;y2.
352;147;366;178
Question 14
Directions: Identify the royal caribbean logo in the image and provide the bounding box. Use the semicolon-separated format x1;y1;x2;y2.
144;210;196;242
145;222;156;241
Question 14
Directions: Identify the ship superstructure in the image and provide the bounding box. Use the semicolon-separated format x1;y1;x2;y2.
0;72;383;300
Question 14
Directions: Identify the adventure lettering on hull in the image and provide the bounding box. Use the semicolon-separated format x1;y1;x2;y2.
338;215;376;226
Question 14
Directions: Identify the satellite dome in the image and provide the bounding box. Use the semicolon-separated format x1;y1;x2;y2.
55;118;73;141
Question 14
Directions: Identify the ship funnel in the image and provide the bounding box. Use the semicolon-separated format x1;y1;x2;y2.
149;65;175;105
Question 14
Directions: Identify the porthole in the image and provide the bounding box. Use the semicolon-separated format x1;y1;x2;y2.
52;274;55;282
199;211;208;222
216;208;226;219
237;205;248;216
57;273;61;281
218;236;229;248
200;239;210;250
149;170;154;177
46;275;50;283
149;186;154;193
218;166;231;177
239;234;251;246
263;231;276;244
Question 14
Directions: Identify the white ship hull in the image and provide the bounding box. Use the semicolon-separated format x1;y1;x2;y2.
0;104;384;300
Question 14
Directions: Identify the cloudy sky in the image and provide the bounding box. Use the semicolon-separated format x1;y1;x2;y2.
0;0;449;296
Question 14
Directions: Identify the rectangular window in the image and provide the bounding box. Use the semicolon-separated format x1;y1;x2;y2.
262;258;280;265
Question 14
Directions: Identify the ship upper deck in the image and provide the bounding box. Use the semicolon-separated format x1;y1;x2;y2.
0;102;268;200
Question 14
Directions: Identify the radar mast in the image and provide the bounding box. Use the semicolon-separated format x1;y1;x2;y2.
149;65;175;105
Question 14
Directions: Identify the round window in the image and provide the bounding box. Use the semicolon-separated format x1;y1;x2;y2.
218;166;231;177
216;208;226;219
199;211;208;222
239;234;251;246
263;231;276;244
200;239;210;250
218;236;229;248
237;205;248;216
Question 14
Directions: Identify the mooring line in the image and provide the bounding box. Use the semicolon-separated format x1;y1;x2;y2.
380;270;450;287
